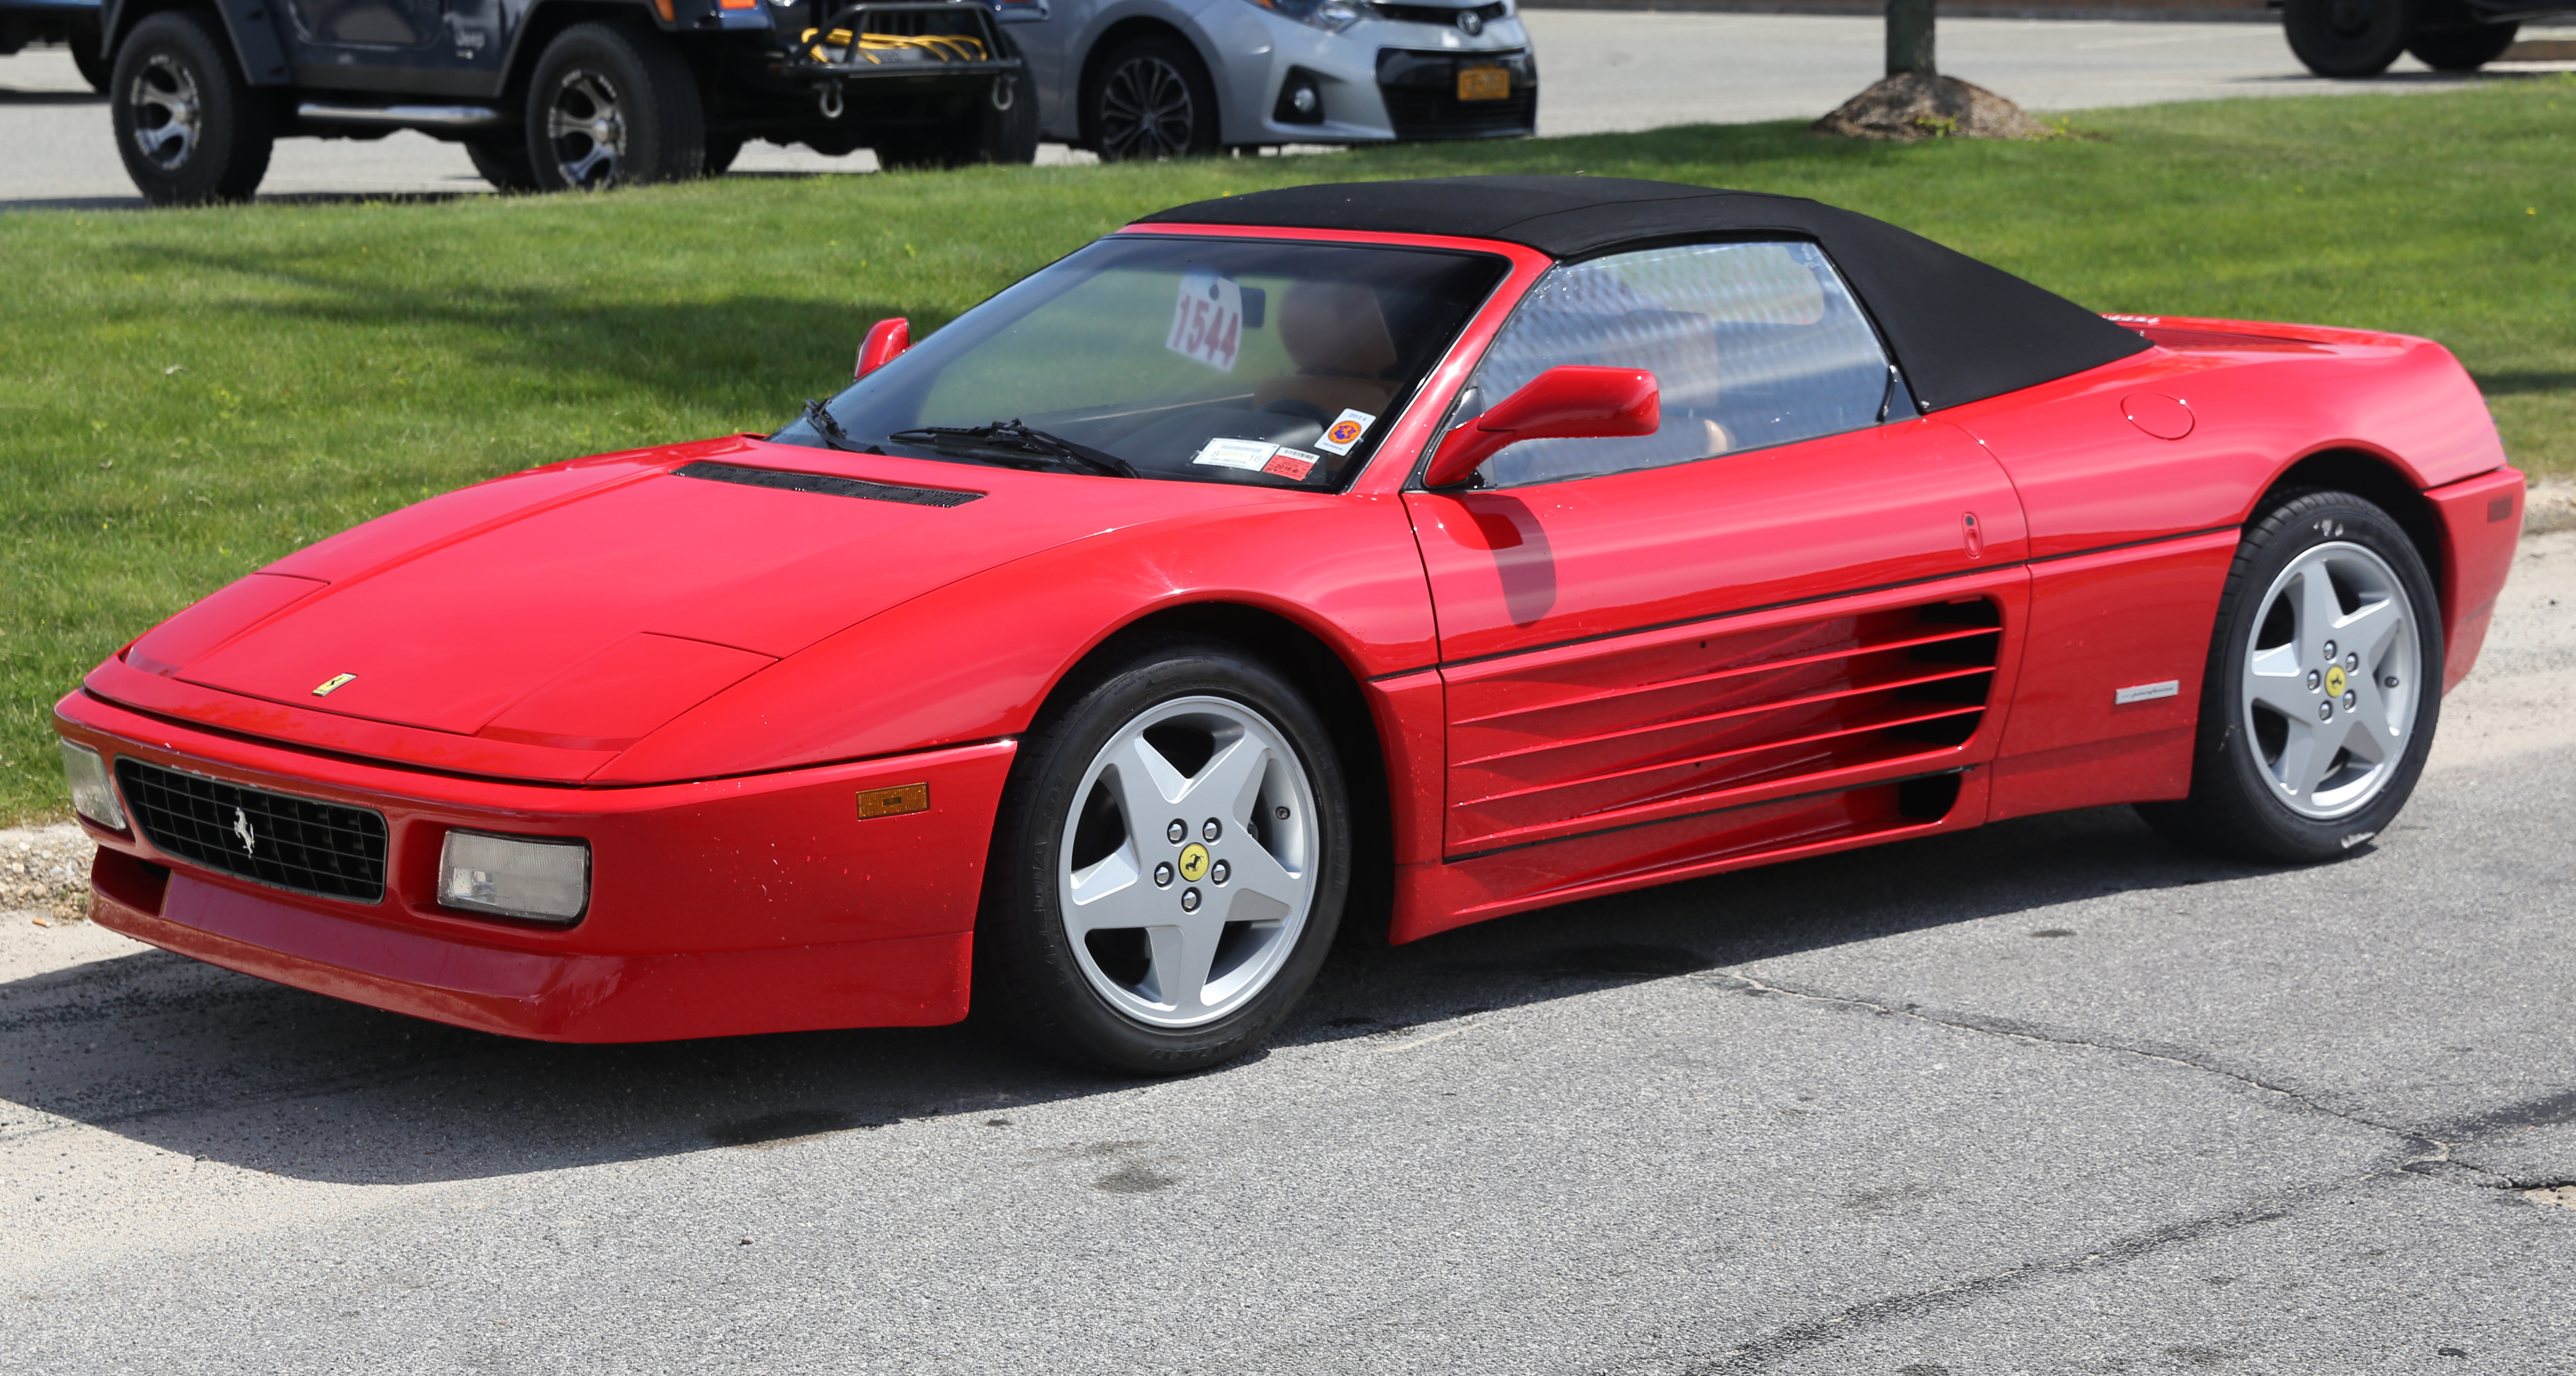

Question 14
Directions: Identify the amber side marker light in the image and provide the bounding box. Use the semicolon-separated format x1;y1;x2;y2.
858;784;930;819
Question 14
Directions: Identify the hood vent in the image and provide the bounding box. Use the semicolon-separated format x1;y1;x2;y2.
673;461;982;509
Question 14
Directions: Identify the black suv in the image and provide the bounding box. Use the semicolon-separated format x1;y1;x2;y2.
96;0;1036;203
2283;0;2570;75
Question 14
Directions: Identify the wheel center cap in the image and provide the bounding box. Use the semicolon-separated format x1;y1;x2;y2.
1177;842;1210;883
2323;665;2347;697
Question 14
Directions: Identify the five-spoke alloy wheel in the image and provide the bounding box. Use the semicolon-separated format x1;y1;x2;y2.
981;642;1348;1073
2142;490;2441;863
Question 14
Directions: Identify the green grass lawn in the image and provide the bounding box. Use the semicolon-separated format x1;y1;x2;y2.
5;79;2570;823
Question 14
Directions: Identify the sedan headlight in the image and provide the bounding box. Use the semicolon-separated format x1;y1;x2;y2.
439;830;590;924
61;740;127;832
1243;0;1360;34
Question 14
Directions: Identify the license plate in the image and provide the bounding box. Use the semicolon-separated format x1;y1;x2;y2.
1457;66;1510;101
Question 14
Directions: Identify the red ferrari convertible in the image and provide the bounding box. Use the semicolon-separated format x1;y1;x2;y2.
55;176;2525;1072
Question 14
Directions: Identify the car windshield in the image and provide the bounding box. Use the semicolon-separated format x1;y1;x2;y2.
772;236;1511;490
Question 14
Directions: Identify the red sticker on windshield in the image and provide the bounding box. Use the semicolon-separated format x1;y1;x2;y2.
1263;448;1318;480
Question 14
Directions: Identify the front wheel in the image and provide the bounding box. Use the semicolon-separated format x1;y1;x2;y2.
522;22;705;192
2283;0;2416;76
2408;21;2517;69
2138;491;2442;864
1084;35;1220;161
976;643;1350;1074
109;11;274;205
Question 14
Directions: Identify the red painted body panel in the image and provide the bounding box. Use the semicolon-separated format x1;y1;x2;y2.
55;689;1007;1038
1986;529;2241;822
56;223;2524;1036
2425;465;2528;693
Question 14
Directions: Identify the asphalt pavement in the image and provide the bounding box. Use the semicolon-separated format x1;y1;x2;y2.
3;527;2571;1372
7;16;2576;208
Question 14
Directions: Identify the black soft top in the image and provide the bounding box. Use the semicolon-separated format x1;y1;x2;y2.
1135;176;2149;414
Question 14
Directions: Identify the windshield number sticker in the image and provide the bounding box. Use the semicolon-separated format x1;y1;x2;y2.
1263;447;1318;481
1192;438;1277;471
1168;268;1244;373
1316;408;1375;456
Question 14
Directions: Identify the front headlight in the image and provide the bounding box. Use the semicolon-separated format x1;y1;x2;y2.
439;830;590;924
1242;0;1361;34
61;740;126;832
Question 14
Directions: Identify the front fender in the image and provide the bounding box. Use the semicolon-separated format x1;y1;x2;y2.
599;494;1437;784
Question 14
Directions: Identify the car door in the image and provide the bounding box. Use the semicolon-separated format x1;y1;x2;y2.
284;0;503;95
1400;240;2034;918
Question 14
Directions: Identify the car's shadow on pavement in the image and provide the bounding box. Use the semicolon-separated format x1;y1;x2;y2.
0;803;2273;1186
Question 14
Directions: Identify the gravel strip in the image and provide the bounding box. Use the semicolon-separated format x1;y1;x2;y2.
1;823;95;923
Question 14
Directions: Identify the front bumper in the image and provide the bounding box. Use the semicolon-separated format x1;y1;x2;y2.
1199;4;1535;145
56;687;1014;1041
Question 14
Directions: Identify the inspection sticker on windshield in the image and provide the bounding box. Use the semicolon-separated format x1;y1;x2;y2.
1263;447;1319;481
1167;268;1244;373
1316;408;1375;455
1192;438;1277;471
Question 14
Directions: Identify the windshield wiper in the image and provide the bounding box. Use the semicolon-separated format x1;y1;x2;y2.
799;398;873;453
886;420;1138;479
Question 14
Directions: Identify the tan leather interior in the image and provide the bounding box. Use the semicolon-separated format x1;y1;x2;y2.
1252;283;1403;418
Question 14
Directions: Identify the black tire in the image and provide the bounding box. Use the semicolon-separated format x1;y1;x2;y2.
2408;21;2517;70
703;134;744;176
975;641;1351;1075
1083;34;1220;161
2283;0;2416;77
522;22;705;192
465;138;541;192
2138;491;2442;864
875;70;1039;170
109;11;274;206
68;13;110;92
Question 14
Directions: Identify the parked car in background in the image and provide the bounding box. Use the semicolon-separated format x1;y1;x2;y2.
1;0;103;89
993;0;1536;159
96;0;1038;204
2283;0;2567;75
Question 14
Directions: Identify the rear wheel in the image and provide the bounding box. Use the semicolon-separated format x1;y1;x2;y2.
2408;21;2517;69
109;11;274;205
2138;491;2441;864
1084;34;1219;161
523;22;705;192
2283;0;2416;76
976;643;1349;1074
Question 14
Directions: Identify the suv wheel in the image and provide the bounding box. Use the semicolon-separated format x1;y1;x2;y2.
109;11;274;205
2283;0;2416;77
876;69;1039;170
523;22;705;192
2407;21;2517;69
1085;34;1219;161
465;138;541;192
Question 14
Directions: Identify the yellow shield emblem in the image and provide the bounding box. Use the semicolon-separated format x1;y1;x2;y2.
1177;843;1210;883
2324;665;2347;697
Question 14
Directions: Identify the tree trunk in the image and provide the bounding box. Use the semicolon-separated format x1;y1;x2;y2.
1887;0;1936;77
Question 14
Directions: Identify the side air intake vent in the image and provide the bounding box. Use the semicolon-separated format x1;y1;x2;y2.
1445;596;2003;855
674;461;982;508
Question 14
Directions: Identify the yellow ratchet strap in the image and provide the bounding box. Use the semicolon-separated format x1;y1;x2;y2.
799;28;988;64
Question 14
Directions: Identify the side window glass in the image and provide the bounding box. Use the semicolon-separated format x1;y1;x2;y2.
1457;241;1895;488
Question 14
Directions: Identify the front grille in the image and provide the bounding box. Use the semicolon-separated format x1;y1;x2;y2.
1367;0;1508;26
115;759;388;903
1375;48;1537;141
